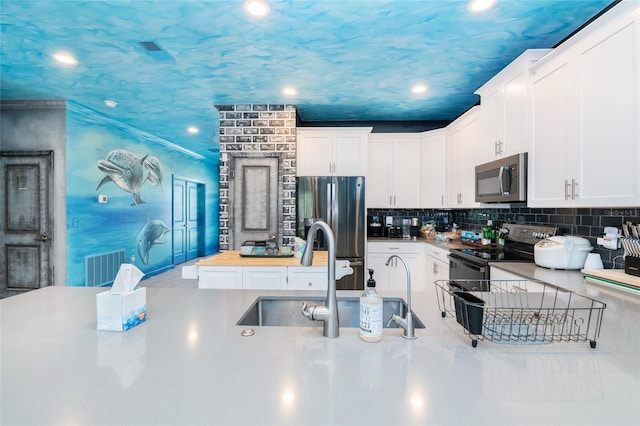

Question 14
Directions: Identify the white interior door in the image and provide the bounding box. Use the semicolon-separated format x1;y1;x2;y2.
173;176;204;264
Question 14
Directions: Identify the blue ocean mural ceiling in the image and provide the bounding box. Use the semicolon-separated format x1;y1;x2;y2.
66;102;219;286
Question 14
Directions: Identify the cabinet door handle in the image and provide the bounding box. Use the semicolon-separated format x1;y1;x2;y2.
393;195;396;205
495;140;499;156
564;179;571;200
441;195;444;205
572;179;578;200
389;195;393;206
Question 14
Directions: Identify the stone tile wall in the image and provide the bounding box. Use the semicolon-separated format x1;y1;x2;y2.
215;104;297;250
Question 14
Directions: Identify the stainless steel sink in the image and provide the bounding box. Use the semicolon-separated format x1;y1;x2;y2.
236;295;425;328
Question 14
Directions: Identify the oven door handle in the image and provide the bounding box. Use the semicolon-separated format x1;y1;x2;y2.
448;255;486;273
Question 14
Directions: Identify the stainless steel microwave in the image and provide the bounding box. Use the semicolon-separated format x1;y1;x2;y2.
475;153;527;203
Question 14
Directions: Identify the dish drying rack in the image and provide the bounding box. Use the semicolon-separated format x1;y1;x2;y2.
435;280;606;348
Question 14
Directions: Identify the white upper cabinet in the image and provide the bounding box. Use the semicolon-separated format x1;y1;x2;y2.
529;1;640;207
296;127;371;176
529;50;576;206
420;129;447;208
446;106;481;208
475;49;550;164
367;134;422;208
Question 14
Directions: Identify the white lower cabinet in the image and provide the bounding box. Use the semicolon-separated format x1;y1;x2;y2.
366;242;425;292
490;267;545;292
198;267;243;289
425;246;450;288
287;267;328;290
243;267;287;290
198;265;327;290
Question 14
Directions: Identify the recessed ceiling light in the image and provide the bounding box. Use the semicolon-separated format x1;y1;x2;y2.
187;126;199;134
283;87;297;96
103;100;117;108
468;0;497;13
52;52;78;65
244;0;270;17
412;84;428;94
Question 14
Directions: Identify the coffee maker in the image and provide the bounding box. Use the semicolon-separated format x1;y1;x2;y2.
367;215;384;237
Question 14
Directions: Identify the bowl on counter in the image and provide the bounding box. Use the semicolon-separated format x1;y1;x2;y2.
278;246;292;256
252;246;266;256
240;246;254;256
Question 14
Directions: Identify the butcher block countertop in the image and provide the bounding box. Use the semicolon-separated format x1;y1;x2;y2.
195;250;328;267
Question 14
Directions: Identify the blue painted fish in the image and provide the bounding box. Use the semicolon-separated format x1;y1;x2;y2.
96;149;149;206
137;212;170;265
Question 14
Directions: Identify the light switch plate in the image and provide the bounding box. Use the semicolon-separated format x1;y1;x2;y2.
98;194;108;204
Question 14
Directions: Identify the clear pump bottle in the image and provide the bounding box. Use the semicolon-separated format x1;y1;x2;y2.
360;269;383;342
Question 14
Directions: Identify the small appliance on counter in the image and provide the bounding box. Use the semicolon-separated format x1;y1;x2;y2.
534;236;593;270
367;215;384;237
384;226;403;238
410;217;420;237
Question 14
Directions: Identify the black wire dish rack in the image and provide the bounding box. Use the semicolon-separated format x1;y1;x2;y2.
434;279;607;348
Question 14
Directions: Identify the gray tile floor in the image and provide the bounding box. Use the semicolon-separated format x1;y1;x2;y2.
138;258;202;288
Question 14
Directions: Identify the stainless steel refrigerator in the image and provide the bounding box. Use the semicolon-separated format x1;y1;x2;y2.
296;176;365;290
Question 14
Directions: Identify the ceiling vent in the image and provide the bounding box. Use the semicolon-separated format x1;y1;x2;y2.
138;40;175;62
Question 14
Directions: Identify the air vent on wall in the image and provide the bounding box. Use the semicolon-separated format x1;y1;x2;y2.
138;40;175;62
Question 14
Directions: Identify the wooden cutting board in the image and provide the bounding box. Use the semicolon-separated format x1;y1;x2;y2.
581;268;640;291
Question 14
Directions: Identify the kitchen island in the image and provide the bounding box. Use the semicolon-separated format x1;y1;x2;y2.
2;277;639;425
194;251;333;290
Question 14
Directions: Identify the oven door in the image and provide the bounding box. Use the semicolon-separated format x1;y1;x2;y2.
448;253;490;291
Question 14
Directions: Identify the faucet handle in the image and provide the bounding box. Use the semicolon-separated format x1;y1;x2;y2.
386;314;398;327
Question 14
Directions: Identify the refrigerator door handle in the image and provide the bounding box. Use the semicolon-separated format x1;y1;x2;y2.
326;182;333;225
331;182;337;226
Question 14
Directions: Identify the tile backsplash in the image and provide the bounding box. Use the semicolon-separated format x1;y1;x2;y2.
368;206;640;269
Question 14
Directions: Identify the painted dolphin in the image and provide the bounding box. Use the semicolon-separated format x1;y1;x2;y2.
136;212;170;265
143;155;163;192
96;149;148;206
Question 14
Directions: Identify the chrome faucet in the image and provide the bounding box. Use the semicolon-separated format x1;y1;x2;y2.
300;220;339;338
385;255;417;340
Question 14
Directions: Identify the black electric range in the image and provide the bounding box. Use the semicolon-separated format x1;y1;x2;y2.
448;224;556;290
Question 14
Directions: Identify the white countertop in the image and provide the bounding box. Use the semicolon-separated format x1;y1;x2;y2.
2;280;639;425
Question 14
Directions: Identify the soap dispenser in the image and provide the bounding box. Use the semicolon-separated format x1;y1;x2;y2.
360;269;383;342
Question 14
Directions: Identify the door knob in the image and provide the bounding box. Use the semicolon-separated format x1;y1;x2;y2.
38;233;49;242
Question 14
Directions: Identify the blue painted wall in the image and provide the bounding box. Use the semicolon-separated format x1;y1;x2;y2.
65;102;219;286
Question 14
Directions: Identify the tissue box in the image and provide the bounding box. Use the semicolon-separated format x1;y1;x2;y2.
96;287;147;331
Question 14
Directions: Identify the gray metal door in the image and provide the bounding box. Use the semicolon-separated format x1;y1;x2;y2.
0;151;53;298
230;156;280;249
